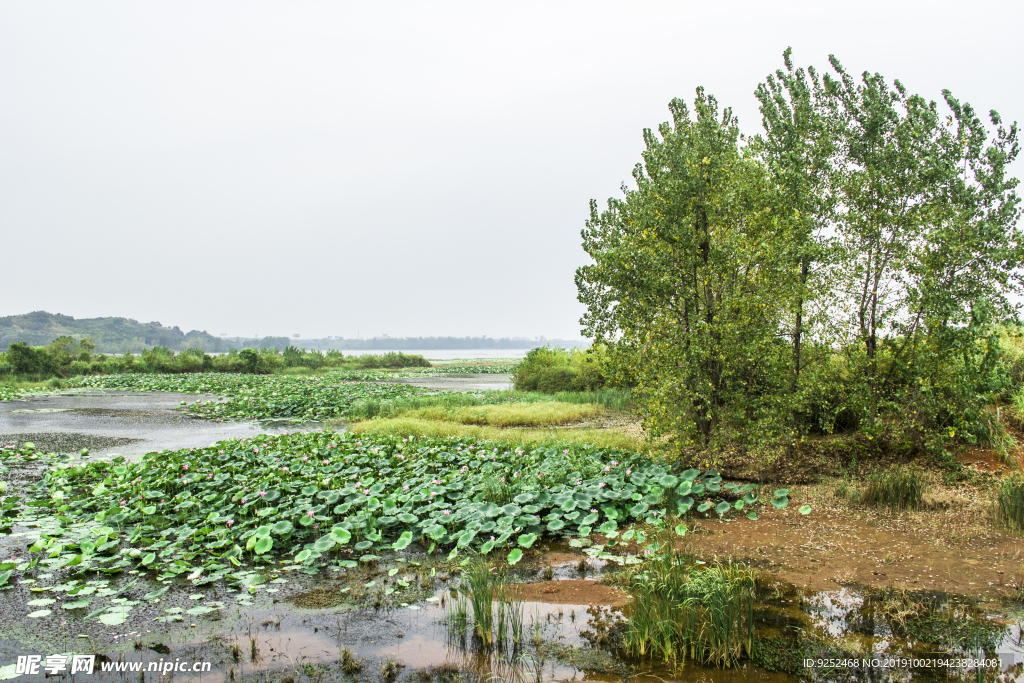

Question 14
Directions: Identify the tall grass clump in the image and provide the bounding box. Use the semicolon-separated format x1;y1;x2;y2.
862;466;926;511
454;561;525;653
622;531;756;668
995;476;1024;531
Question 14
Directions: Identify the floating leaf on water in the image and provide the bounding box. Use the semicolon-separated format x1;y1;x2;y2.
185;605;215;616
26;599;55;607
506;549;523;565
799;505;812;515
98;611;126;626
27;610;52;619
393;531;413;551
517;533;538;548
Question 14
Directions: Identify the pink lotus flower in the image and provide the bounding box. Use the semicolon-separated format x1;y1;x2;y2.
307;510;315;518
226;519;234;527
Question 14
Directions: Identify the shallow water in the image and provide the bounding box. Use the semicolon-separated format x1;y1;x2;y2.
0;390;320;459
0;393;1021;682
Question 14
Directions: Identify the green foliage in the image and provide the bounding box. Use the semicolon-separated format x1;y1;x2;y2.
995;475;1024;531
1;432;778;580
622;530;756;667
862;466;926;511
513;347;606;393
578;90;790;448
64;372;433;422
578;49;1023;455
0;341;432;384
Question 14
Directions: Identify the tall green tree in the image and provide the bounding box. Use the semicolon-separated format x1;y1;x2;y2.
754;48;834;393
577;90;786;449
823;56;1022;443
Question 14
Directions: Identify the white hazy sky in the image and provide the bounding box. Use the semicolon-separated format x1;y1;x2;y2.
2;1;1021;339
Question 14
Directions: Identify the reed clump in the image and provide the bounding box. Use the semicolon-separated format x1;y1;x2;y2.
995;475;1024;531
622;531;756;668
862;466;926;511
448;561;525;653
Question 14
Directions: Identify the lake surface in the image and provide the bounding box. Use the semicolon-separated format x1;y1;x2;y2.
345;349;531;360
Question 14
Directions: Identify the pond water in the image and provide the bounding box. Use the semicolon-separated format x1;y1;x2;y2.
0;393;1021;682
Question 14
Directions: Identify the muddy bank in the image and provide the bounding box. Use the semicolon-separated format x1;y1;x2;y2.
684;499;1023;601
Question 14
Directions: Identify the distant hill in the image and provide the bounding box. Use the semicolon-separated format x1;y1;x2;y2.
0;311;233;353
0;311;587;354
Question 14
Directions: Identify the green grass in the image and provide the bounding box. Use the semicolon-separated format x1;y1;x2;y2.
621;529;756;667
402;403;605;428
552;388;633;412
995;476;1024;531
862;466;926;511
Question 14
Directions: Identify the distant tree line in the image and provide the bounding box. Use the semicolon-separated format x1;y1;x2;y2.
0;338;431;378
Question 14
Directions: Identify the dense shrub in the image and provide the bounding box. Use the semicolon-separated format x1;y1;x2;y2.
513;347;605;393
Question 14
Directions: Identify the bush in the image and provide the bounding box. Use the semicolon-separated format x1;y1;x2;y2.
513;347;605;393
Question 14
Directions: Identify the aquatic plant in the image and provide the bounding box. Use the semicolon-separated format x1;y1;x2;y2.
995;475;1024;530
621;528;757;668
2;429;782;591
862;466;926;511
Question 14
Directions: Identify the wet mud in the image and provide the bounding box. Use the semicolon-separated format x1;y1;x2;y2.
1;392;1023;682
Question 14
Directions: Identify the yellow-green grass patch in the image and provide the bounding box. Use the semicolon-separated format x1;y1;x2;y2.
400;402;604;428
348;416;645;451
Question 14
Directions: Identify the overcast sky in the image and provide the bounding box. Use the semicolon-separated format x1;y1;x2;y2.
2;1;1021;340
